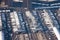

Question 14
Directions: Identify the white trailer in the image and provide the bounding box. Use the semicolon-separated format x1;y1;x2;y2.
10;11;20;33
0;31;4;40
0;13;4;40
53;27;60;40
25;10;38;32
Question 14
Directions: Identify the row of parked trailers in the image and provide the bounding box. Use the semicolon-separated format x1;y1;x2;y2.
0;8;59;40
